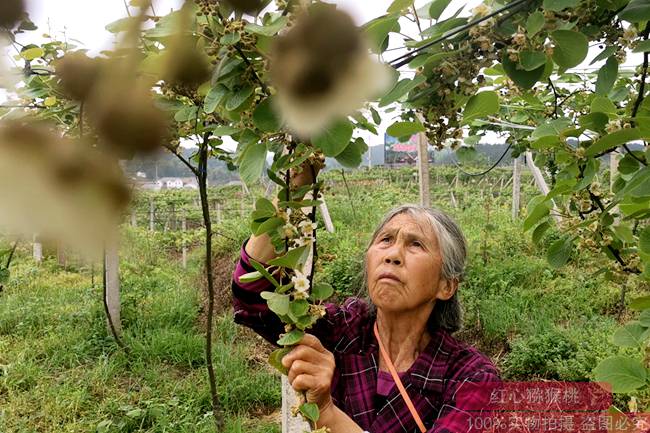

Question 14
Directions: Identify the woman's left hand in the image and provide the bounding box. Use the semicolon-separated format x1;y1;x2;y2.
282;333;336;412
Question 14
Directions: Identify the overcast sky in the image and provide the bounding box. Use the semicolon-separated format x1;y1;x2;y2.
8;1;644;150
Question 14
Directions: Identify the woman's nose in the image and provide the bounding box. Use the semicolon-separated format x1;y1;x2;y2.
383;245;402;265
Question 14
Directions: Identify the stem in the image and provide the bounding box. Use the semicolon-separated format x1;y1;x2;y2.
389;0;529;68
197;131;224;430
5;239;18;269
454;143;513;177
215;10;269;95
340;169;357;221
628;28;650;166
548;79;559;118
307;164;319;289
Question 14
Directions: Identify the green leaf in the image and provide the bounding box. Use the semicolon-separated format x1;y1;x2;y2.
640;226;650;254
379;75;426;107
277;329;305;345
204;85;228;114
502;56;545;89
220;32;241;45
209;125;239;136
639;310;650;327
105;17;137;33
310;282;334;301
531;118;572;140
245;16;288;36
526;11;545;36
519;50;547;71
290;299;310;316
21;47;44;61
248;258;280;288
226;85;254;112
547;237;573;268
364;15;400;54
594;356;647;393
543;0;579;11
370;107;381;124
261;291;290;316
595;56;618;95
253;97;280;132
387;121;425;137
268;347;291;374
299;402;320;424
335;138;368;169
238;142;267;185
612;224;636;243
634;40;650;53
462;91;499;124
613;322;650;347
387;0;413;13
268;245;309;269
312;120;354;157
255;197;276;216
429;0;453;20
524;196;552;231
585;128;642;157
239;271;263;283
579;112;609;132
532;221;551;245
255;217;284;236
619;0;650;23
631;295;650;310
591;96;617;115
591;46;617;64
550;30;589;69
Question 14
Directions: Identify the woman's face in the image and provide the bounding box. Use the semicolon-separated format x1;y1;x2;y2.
366;213;455;314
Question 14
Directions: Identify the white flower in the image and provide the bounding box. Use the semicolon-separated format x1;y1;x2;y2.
298;220;317;235
471;4;492;17
293;236;313;248
291;270;310;297
282;222;297;239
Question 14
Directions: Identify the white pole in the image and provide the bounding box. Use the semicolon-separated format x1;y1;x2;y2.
32;233;42;264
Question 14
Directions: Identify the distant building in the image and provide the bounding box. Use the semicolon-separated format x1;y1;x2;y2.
134;177;198;191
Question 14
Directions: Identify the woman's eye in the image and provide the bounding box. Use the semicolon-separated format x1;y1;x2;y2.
412;241;422;247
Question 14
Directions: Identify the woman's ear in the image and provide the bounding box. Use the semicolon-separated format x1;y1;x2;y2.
435;278;458;301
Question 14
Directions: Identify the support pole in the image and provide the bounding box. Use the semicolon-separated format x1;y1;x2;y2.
32;234;42;264
512;155;522;220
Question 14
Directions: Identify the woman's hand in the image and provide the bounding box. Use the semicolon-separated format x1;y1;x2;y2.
282;333;335;412
290;153;325;188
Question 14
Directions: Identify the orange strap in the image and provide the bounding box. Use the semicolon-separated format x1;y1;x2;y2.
374;321;427;433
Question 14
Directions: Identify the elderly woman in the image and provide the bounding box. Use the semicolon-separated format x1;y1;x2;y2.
232;198;500;432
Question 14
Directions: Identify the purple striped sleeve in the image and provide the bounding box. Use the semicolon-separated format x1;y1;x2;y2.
231;238;285;346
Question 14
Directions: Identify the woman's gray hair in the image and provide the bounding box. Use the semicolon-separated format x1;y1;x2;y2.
361;204;467;334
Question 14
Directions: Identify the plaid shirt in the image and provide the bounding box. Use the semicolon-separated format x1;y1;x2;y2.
232;239;502;433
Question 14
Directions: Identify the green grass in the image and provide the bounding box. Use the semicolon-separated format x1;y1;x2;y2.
0;166;639;430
